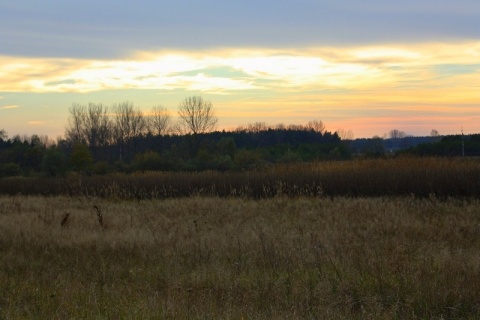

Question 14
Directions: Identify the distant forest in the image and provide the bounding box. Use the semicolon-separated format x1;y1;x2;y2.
0;97;479;177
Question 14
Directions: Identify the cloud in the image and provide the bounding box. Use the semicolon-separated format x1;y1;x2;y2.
28;121;48;125
1;105;19;109
2;0;479;59
1;41;479;138
0;42;479;96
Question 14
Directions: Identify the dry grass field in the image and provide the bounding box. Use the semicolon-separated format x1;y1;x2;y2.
1;195;480;319
1;158;479;199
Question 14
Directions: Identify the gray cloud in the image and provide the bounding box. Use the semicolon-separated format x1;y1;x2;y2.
1;1;479;59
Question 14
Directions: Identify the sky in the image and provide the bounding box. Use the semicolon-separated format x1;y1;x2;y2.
0;0;479;139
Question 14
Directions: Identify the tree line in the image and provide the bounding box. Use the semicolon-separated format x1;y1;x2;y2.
0;96;346;177
2;96;475;177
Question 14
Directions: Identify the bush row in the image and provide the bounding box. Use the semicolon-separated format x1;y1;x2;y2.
0;157;479;199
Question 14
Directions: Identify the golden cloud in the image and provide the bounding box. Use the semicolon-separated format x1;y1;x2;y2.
0;41;478;99
28;121;48;125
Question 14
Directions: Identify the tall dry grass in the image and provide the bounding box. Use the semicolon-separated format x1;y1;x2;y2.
0;157;479;199
1;195;480;318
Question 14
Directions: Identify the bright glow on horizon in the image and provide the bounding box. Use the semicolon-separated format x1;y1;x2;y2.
0;41;479;138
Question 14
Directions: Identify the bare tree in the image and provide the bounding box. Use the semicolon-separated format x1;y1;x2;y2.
176;96;217;135
98;106;113;147
65;103;112;146
30;134;53;147
65;103;113;161
65;103;87;145
131;109;147;138
0;129;8;141
335;129;354;140
147;106;171;136
389;129;406;139
113;102;147;142
85;103;112;148
287;124;303;131
430;129;440;137
247;122;267;133
234;125;247;133
306;119;325;133
113;101;146;160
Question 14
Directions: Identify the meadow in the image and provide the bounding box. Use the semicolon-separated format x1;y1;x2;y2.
1;158;480;319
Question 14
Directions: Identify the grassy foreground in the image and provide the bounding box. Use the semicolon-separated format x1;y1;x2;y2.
1;196;480;319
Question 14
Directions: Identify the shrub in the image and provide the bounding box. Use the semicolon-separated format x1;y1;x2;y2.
93;161;110;175
0;162;22;177
70;144;94;172
132;151;163;172
41;147;67;177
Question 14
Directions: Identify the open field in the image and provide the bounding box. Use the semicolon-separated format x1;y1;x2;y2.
1;195;480;319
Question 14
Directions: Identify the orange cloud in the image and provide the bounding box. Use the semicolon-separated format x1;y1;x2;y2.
28;121;49;126
1;41;479;137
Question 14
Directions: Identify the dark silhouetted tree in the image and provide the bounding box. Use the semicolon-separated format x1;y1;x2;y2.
70;144;94;173
176;96;217;135
113;101;147;160
65;103;87;145
306;119;325;133
42;147;67;177
389;129;406;139
147;106;171;136
335;129;354;140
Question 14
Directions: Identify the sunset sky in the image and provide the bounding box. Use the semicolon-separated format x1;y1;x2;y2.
1;1;479;139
